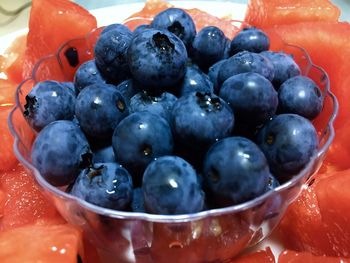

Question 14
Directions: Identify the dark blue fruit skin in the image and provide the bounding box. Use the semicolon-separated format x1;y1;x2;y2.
133;24;150;36
203;136;270;206
257;114;319;180
171;92;234;149
218;51;275;85
260;51;301;88
129;91;177;123
179;65;214;97
191;26;228;70
115;79;139;106
112;111;174;185
230;27;270;56
31;120;92;186
94;29;133;85
71;162;133;210
278;76;323;120
131;187;145;212
142;156;204;215
92;145;116;163
73;59;105;94
150;8;196;48
101;23;132;36
266;174;280;191
127;29;187;93
219;72;278;126
24;80;76;132
208;59;227;94
75;83;128;140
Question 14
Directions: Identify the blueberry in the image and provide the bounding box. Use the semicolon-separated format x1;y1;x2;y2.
127;29;187;94
191;26;228;70
73;59;105;94
257;114;319;180
31;120;92;186
179;65;214;97
203;136;270;206
260;51;301;87
92;145;116;163
208;59;227;94
131;187;145;212
278;76;323;120
219;72;278;127
172;91;234;150
101;23;132;36
151;8;196;48
112;111;174;184
129;91;177;123
218;51;275;85
23;80;76;131
75;83;128;140
71;162;133;210
133;24;150;36
230;27;270;56
142;156;204;214
115;79;139;106
94;29;133;85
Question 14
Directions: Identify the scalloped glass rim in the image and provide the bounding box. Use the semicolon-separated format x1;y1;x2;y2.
8;18;338;223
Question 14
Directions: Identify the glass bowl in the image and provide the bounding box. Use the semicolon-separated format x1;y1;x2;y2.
8;3;337;263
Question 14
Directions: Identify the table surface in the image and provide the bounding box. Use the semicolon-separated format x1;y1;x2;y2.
0;0;349;37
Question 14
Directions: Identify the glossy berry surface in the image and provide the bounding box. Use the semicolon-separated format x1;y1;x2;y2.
24;80;76;132
142;156;204;214
278;76;323;120
127;29;187;93
191;26;228;70
150;8;196;48
31;120;91;186
219;72;278;126
73;59;105;94
230;27;270;55
208;59;227;94
94;29;133;84
112;111;174;184
71;162;133;210
115;79;139;105
218;51;275;85
129;91;177;123
257;114;319;180
75;83;128;139
260;51;301;88
179;65;214;97
203;136;270;206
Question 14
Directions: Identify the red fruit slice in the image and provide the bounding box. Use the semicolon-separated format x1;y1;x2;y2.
0;164;64;230
245;0;340;29
278;250;349;263
0;224;82;263
23;0;97;80
231;247;275;262
0;79;16;106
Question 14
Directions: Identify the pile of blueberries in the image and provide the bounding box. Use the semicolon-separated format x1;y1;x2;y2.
25;8;323;215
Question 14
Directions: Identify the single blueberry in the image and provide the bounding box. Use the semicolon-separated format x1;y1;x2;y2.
178;65;214;97
230;27;270;55
260;51;301;88
278;76;323;120
31;120;92;186
23;80;76;132
75;83;128;140
217;51;275;85
73;59;105;94
203;136;270;207
142;156;204;214
127;29;187;94
257;114;319;181
151;8;196;48
219;72;278;127
101;23;132;36
191;26;228;70
130;91;177;123
71;162;133;210
95;29;133;85
208;59;227;94
112;111;174;185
